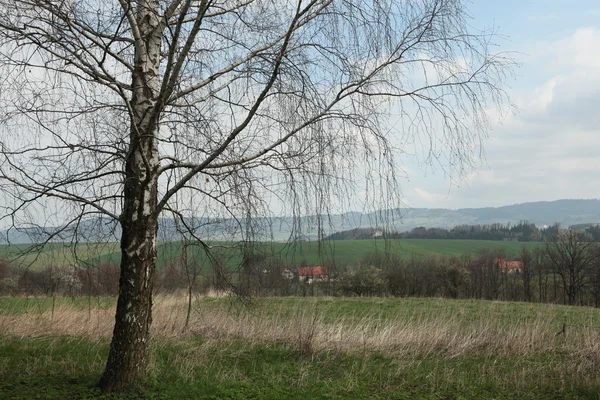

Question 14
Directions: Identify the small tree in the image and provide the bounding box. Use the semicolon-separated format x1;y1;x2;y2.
0;259;11;295
520;246;533;302
470;248;504;300
436;257;469;299
587;246;600;307
532;247;549;303
341;264;384;297
545;230;596;305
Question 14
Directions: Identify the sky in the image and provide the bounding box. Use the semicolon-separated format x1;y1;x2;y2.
400;0;600;210
2;0;598;231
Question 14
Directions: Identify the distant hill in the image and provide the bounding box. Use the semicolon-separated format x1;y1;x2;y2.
320;199;600;240
394;199;600;230
1;199;599;244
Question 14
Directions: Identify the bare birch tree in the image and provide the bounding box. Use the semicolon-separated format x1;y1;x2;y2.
0;0;513;392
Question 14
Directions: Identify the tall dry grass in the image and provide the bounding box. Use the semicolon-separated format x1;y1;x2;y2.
2;295;599;360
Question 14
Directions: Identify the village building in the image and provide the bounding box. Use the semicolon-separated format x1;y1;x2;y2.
494;258;524;274
297;266;328;283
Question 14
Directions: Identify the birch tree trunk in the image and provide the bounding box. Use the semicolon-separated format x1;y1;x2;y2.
99;0;162;392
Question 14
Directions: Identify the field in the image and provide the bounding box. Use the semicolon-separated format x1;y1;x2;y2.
1;239;541;270
1;295;600;399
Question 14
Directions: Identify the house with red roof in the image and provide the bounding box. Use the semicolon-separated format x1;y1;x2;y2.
494;258;524;274
297;266;328;283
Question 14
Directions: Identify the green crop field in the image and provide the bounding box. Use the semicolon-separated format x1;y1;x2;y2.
1;296;599;399
0;242;121;270
0;239;541;270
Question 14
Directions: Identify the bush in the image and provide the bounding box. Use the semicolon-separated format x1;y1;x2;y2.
340;265;384;297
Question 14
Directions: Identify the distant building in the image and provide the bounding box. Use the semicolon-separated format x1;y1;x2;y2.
494;258;524;274
297;266;328;283
281;268;294;280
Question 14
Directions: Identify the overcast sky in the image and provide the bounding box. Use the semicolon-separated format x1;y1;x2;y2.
399;0;600;210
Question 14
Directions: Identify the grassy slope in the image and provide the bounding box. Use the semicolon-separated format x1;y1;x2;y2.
1;296;599;399
0;239;541;270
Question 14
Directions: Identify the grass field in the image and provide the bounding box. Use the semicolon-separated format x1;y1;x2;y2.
1;239;541;270
1;295;599;399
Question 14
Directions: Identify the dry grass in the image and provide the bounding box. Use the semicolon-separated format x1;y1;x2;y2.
2;295;599;361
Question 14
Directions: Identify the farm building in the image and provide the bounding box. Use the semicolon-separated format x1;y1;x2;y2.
495;258;524;274
297;266;328;283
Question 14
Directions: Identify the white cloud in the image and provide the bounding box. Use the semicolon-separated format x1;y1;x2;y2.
554;27;600;69
466;170;511;186
401;27;600;209
413;188;451;204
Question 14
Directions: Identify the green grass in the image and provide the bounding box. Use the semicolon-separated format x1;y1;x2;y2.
0;242;120;270
0;338;598;400
236;296;600;327
1;334;598;399
0;296;117;316
0;239;542;271
1;296;600;399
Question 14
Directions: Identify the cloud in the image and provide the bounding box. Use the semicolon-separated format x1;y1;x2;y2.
401;27;600;209
554;27;600;69
413;188;451;204
466;170;511;186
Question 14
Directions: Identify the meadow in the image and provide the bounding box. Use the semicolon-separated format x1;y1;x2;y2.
1;239;541;270
1;295;599;399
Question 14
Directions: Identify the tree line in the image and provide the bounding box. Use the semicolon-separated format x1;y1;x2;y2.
328;222;600;242
223;230;600;306
2;230;599;307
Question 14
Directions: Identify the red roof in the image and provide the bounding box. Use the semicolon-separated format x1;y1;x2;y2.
494;258;523;272
297;266;328;276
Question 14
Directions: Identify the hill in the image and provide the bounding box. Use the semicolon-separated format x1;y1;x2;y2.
1;199;599;244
